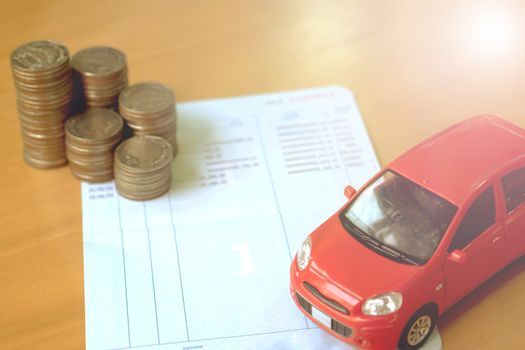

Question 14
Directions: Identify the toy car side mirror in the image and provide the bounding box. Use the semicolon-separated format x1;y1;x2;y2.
344;185;357;200
447;249;467;264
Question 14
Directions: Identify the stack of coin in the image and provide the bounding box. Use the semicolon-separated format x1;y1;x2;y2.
114;135;173;200
119;82;177;155
10;40;73;168
71;46;128;111
65;108;123;182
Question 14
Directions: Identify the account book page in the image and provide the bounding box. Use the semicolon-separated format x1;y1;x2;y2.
82;86;407;350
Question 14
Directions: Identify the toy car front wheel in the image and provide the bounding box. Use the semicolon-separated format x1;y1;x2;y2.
398;306;437;350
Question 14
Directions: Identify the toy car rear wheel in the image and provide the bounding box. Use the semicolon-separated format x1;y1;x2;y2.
398;306;437;350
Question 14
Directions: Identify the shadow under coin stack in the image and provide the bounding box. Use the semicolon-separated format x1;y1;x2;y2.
71;46;128;111
119;83;178;155
65;108;123;182
10;40;72;168
114;135;173;200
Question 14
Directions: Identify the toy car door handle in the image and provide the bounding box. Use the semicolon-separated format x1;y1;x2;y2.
492;236;502;244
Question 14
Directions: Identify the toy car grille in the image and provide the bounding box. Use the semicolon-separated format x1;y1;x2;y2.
332;319;353;337
296;291;312;313
295;292;353;338
303;281;350;315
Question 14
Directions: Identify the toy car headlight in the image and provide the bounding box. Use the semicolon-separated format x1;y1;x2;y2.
296;237;311;271
362;292;403;316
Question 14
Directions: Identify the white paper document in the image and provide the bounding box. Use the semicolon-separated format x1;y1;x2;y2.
83;86;393;350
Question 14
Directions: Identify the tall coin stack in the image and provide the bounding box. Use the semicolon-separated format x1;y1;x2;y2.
10;40;72;168
65;109;124;182
119;83;178;155
71;46;128;111
114;135;173;200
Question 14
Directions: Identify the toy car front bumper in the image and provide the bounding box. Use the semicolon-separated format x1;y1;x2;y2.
290;256;402;350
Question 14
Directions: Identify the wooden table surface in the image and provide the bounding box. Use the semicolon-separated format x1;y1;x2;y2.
1;0;524;349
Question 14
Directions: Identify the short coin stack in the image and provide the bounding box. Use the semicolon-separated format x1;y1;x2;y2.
11;40;73;168
65;108;124;182
71;46;128;110
119;82;178;155
114;135;173;200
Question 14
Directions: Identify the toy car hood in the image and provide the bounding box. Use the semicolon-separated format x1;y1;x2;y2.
307;212;422;304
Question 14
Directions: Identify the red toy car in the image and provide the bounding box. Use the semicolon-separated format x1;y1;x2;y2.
290;115;525;350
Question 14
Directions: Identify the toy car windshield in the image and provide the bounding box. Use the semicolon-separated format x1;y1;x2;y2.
340;170;457;264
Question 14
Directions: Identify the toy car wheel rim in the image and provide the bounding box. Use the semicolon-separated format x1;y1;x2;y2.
407;315;432;346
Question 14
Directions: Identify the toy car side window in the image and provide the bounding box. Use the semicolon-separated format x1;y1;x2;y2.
448;186;495;251
501;166;525;213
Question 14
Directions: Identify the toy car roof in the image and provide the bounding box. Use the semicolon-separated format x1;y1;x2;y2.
388;115;525;206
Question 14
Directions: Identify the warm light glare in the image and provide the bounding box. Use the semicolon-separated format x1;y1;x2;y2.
467;5;517;57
